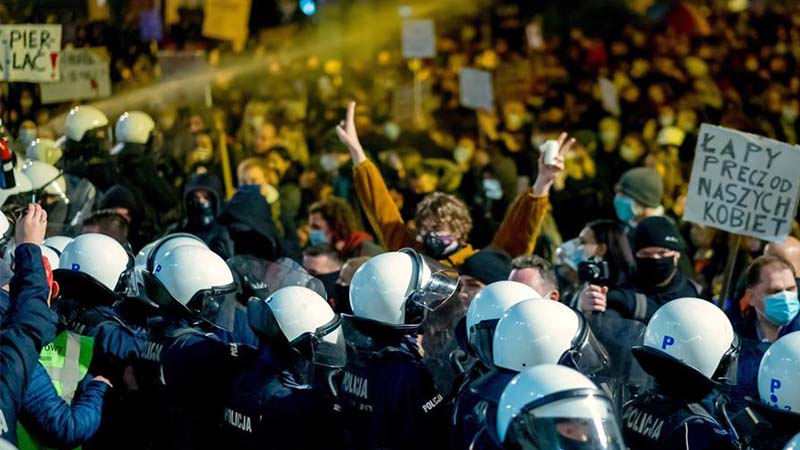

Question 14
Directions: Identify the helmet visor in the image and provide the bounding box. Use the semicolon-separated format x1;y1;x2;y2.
559;325;611;376
506;391;625;450
228;255;327;299
401;248;460;312
469;319;499;367
712;333;740;385
298;316;347;368
186;283;238;331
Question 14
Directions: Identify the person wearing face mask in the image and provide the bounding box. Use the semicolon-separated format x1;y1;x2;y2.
173;173;234;260
307;198;382;258
613;167;665;231
15;120;37;156
58;105;117;193
301;244;344;303
728;256;800;408
336;101;573;268
580;216;699;323
573;220;636;291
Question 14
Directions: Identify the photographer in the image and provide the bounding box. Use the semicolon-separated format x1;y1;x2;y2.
580;216;699;323
576;219;636;290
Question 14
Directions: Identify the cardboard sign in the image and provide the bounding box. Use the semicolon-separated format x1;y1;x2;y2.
683;124;800;242
40;48;111;104
459;68;494;111
494;60;532;103
0;25;62;82
599;77;621;116
402;19;436;59
202;0;252;52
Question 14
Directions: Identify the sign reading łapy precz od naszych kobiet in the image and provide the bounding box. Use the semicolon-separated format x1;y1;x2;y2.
684;124;800;243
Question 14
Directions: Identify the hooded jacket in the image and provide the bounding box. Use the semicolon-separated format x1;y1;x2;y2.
219;188;283;262
179;174;234;260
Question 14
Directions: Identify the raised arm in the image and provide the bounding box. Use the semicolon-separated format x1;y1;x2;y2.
337;102;418;251
490;133;574;257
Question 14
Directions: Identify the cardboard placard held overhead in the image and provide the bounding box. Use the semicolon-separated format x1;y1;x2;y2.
0;24;62;82
683;124;800;242
459;68;494;111
202;0;251;52
40;48;111;104
402;19;436;59
599;77;621;116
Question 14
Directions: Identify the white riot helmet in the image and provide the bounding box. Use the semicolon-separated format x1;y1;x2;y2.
496;364;625;449
145;233;208;273
466;280;544;366
55;233;132;304
39;244;60;269
248;286;346;369
632;297;739;388
348;248;459;330
493;299;609;374
758;331;800;414
26;138;63;166
0;171;32;207
21;160;67;201
63;105;109;142
111;111;155;155
784;432;800;450
150;245;237;330
43;235;73;255
135;240;158;269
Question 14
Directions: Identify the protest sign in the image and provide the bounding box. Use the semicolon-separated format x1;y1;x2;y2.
683;124;800;242
0;25;62;82
599;77;621;116
402;19;436;59
202;0;251;52
40;48;111;104
494;60;532;103
88;0;111;22
459;68;494;111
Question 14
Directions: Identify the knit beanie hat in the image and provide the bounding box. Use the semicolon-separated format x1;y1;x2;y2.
618;167;663;208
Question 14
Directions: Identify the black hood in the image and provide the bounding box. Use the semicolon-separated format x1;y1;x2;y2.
184;173;223;215
218;188;281;259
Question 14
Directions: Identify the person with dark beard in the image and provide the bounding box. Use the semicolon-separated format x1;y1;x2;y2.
301;244;343;304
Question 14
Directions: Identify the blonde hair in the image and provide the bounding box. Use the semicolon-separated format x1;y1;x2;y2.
415;192;473;242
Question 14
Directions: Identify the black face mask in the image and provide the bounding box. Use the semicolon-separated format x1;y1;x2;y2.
186;197;215;228
635;256;676;286
422;232;459;259
316;272;339;300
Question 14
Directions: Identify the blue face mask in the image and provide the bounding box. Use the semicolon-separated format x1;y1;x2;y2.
763;290;800;326
308;229;328;246
614;194;636;224
482;178;503;200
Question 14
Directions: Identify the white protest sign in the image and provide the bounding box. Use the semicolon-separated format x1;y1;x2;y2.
40;48;111;104
599;77;620;116
0;25;62;82
683;124;800;242
459;68;494;111
402;19;436;59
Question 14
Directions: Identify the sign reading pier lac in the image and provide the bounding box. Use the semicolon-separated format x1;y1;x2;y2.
684;124;800;243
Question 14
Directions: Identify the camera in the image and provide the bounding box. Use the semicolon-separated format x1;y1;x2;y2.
577;257;611;286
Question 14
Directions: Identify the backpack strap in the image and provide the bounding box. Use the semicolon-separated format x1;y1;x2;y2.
633;293;648;321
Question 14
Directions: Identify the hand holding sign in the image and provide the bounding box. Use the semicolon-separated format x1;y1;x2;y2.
683;124;800;242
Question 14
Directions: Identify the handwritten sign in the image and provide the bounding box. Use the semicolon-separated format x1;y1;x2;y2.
459;68;494;111
599;77;621;116
683;124;800;242
0;25;62;82
402;19;436;59
40;48;111;104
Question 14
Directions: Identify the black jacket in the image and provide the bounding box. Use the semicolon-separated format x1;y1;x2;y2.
607;270;701;323
177;174;234;260
219;188;283;261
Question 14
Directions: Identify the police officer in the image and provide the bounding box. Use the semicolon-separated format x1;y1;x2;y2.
58;105;116;193
339;249;458;450
154;245;247;450
21;160;92;236
742;332;800;449
111;111;178;234
221;286;346;449
622;297;739;450
485;364;626;449
455;298;611;450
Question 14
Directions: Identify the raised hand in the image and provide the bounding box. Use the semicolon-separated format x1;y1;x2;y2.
335;101;367;165
532;132;575;196
15;204;47;245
